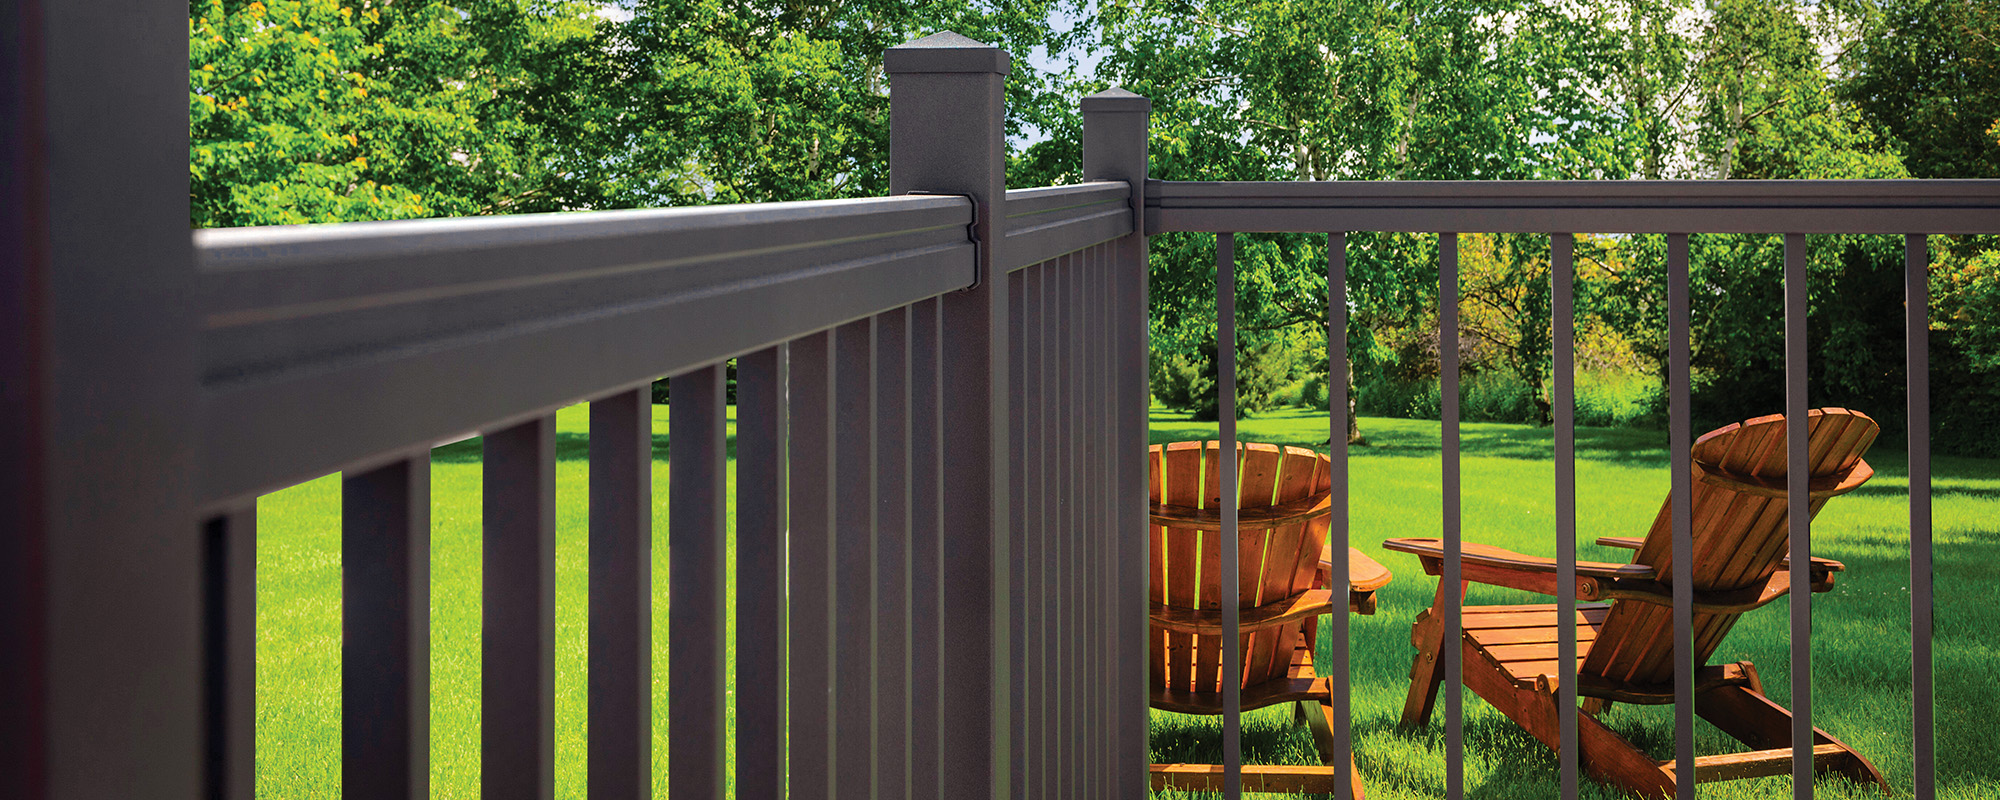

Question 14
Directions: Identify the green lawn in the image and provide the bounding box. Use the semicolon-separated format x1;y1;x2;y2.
251;402;1998;799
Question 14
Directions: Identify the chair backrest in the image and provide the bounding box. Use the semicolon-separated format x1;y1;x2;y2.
1148;441;1331;707
1581;408;1879;687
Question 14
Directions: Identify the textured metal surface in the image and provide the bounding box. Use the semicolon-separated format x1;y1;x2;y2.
1003;182;1133;271
588;387;652;800
1328;233;1355;800
482;415;558;800
194;195;973;506
668;364;728;800
1018;265;1048;799
1668;233;1694;800
1007;268;1032;798
789;332;838;800
1907;235;1935;800
1218;232;1244;798
834;318;879;800
736;348;788;800
1440;233;1463;800
342;455;430;800
888;33;1013;799
1784;234;1812;799
1551;233;1579;800
1149;180;2000;234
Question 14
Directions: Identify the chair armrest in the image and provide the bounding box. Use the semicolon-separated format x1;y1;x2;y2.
1594;536;1844;576
1382;537;1654;599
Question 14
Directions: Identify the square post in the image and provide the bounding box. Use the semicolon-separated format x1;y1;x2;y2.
886;31;1012;800
1082;87;1151;800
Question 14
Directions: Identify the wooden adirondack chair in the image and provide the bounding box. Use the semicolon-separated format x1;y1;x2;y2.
1147;441;1393;797
1384;408;1891;799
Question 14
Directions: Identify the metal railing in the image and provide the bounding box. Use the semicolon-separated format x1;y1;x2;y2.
1159;180;2000;800
9;28;1152;800
10;13;2000;800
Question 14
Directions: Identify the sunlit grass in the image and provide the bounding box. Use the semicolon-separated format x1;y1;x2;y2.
249;401;1997;799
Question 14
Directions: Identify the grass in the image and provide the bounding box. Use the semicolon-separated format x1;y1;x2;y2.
250;401;1998;798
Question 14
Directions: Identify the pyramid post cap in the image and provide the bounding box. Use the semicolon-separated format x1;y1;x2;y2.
1082;87;1151;113
885;32;1010;75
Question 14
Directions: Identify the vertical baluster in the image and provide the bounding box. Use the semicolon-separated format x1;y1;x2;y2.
670;364;728;800
204;504;257;800
1439;233;1463;800
344;454;431;800
1095;244;1116;800
1008;270;1031;799
1021;263;1047;800
1906;234;1934;800
1040;259;1063;800
877;309;913;800
791;332;839;800
590;386;652;800
1067;251;1085;795
484;415;557;800
1668;234;1694;800
1328;233;1354;800
1552;233;1579;800
738;348;789;800
1081;245;1099;799
834;319;879;800
1783;234;1811;800
909;302;946;800
1218;232;1242;800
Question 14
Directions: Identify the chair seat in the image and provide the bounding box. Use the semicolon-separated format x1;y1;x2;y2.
1459;603;1611;689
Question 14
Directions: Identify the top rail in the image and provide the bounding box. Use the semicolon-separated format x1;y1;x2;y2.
1149;179;2000;234
195;194;975;506
1004;181;1134;271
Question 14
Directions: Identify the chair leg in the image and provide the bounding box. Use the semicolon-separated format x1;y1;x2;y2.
1301;699;1366;800
1580;697;1613;716
1695;679;1890;794
1457;637;1675;799
1401;607;1448;729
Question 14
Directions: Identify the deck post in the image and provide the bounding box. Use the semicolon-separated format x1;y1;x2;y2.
886;32;1012;800
3;1;205;797
1083;87;1152;800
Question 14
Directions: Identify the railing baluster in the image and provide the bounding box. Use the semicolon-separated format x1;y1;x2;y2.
834;318;879;800
1906;234;1934;800
1669;233;1695;800
1218;231;1243;800
1329;232;1354;800
1008;270;1031;799
1091;243;1110;800
738;348;789;800
589;386;652;800
1784;233;1812;800
1552;233;1579;800
1068;250;1086;795
1098;243;1117;800
343;454;431;800
877;309;914;800
669;364;728;800
1039;259;1063;800
789;331;838;800
908;301;946;800
1021;263;1048;800
483;414;558;800
1439;233;1463;800
204;504;257;800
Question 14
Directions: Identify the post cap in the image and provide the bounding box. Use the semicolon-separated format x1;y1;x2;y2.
1082;87;1151;113
885;32;1010;75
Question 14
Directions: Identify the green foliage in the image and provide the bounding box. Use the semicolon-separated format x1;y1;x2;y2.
1150;332;1304;421
1844;0;2000;180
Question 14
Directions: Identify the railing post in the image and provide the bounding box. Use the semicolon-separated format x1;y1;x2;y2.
886;31;1011;800
4;1;205;797
1082;88;1152;800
